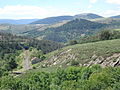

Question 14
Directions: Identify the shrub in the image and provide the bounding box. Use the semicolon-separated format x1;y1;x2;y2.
99;30;112;40
69;40;78;45
71;60;79;66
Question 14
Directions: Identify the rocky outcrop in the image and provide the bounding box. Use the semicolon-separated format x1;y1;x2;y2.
42;49;120;67
83;53;120;67
43;49;77;67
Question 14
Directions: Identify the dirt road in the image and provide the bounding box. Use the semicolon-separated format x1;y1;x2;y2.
24;50;31;70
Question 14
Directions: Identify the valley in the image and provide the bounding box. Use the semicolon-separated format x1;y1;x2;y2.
0;13;120;90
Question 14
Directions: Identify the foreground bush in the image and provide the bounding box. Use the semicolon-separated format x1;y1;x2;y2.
0;65;120;90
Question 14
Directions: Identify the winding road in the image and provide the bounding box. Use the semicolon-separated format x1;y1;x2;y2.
24;50;31;70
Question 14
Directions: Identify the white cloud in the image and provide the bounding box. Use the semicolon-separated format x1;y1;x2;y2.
89;0;98;3
106;0;120;4
103;9;120;17
88;5;93;8
0;5;77;19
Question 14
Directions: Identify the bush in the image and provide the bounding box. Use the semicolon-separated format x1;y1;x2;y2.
69;40;78;45
1;66;120;90
99;30;112;40
71;60;79;66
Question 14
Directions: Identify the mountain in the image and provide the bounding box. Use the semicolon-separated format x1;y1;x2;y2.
28;19;107;42
110;15;120;18
0;19;38;24
92;18;120;29
1;16;120;43
0;24;47;34
31;16;73;24
74;13;103;19
30;13;103;24
92;18;120;24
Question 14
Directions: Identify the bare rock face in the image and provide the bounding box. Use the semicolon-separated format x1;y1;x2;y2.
85;53;120;67
43;49;77;67
42;50;120;68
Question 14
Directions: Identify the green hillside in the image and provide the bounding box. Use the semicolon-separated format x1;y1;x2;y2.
1;18;120;43
34;19;107;42
93;18;120;27
0;24;47;34
26;18;120;42
0;32;63;76
1;39;120;90
0;33;120;90
39;39;120;68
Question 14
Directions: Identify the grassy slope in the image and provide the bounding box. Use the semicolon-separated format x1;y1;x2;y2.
47;39;120;57
41;39;120;67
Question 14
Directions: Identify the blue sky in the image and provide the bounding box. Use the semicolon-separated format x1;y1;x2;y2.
0;0;120;19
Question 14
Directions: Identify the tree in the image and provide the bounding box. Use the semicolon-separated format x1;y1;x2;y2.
69;40;78;45
99;30;112;40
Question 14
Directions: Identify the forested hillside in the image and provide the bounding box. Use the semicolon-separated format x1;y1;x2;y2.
0;32;63;77
30;19;107;42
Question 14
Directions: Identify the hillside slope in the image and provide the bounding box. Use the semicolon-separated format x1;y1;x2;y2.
0;24;47;34
110;15;120;18
30;13;103;24
31;16;73;24
40;39;120;67
0;32;63;54
74;13;103;19
93;18;120;25
34;19;107;42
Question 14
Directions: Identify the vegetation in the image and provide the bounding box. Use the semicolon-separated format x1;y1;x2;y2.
44;38;120;67
26;18;120;42
77;30;120;44
98;30;112;40
69;40;78;45
36;19;107;42
0;32;63;77
1;17;120;43
0;66;120;90
0;14;120;90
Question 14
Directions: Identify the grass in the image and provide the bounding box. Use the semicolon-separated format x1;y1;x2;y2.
25;39;120;72
45;39;120;64
114;29;120;31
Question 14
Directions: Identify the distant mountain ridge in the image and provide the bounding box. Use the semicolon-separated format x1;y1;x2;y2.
74;13;103;19
0;19;38;24
110;15;120;18
30;16;73;24
0;13;120;25
31;13;104;24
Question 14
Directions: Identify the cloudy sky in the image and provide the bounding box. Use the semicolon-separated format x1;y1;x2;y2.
0;0;120;19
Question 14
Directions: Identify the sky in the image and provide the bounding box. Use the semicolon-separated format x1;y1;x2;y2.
0;0;120;19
